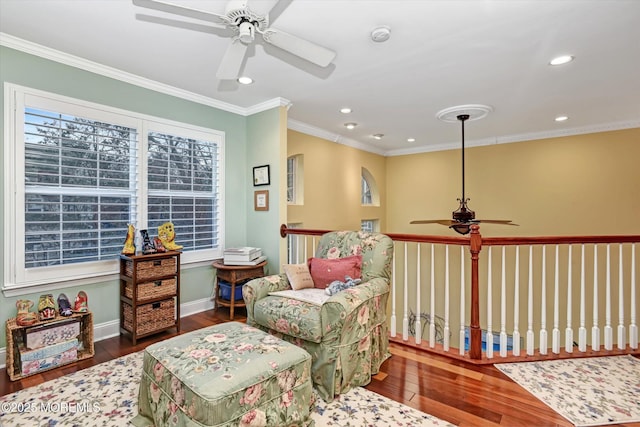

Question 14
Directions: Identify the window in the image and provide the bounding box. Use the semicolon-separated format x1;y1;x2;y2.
361;167;379;206
287;154;303;204
361;175;372;205
361;220;379;233
287;156;296;203
4;85;224;294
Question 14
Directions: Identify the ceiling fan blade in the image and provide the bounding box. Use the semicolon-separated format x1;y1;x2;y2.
246;0;280;17
410;219;456;226
476;219;519;225
132;0;228;25
216;38;249;80
262;28;336;67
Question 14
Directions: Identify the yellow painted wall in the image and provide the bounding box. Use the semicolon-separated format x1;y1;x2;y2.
288;127;640;343
387;128;640;236
287;130;387;231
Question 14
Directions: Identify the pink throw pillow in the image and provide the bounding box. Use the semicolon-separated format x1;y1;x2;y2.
307;255;362;289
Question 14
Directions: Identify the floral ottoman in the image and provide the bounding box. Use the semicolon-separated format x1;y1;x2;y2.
131;322;313;427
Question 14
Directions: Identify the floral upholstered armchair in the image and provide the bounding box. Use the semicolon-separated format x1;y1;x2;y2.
243;231;394;402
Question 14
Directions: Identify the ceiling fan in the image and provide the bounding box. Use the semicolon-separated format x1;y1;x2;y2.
410;109;518;235
132;0;336;80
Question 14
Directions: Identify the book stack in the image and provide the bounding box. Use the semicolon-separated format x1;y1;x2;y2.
223;247;266;266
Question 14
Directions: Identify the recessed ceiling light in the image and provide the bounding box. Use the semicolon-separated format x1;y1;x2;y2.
373;133;384;140
340;107;352;114
555;115;569;122
344;122;357;130
407;138;416;142
237;76;253;85
549;55;574;66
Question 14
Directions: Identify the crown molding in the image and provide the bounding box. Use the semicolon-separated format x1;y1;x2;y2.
3;33;638;156
288;119;387;156
0;33;254;115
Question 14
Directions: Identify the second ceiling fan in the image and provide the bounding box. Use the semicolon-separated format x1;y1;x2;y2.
410;107;518;235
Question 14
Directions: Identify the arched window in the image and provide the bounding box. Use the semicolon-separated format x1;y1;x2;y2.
287;154;304;204
361;167;379;206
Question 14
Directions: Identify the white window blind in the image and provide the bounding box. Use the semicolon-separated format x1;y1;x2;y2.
4;84;225;295
24;107;137;268
147;130;220;251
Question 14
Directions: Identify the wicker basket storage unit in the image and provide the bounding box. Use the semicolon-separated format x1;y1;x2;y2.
122;299;176;337
5;311;95;381
119;251;181;345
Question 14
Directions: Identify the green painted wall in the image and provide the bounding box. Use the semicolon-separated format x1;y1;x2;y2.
0;46;259;347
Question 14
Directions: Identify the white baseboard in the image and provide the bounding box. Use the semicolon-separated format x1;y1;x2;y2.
0;297;214;370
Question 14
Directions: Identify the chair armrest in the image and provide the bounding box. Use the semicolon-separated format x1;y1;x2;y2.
321;277;390;343
243;273;291;325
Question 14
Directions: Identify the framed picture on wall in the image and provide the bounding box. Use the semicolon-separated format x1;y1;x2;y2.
253;165;270;186
254;190;269;211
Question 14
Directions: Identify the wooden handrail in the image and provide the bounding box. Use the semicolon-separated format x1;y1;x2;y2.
280;224;639;362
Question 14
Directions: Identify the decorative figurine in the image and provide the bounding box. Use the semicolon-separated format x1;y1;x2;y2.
139;229;157;255
153;236;167;253
38;294;57;321
16;299;38;326
158;222;183;251
122;224;136;255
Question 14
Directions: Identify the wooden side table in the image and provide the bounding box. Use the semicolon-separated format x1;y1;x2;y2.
212;260;267;320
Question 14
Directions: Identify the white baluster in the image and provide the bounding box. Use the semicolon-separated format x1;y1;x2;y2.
429;244;436;348
390;244;397;337
444;245;450;351
540;246;548;355
630;244;638;349
527;245;535;355
605;244;613;350
618;244;626;349
552;245;560;354
565;245;574;353
592;245;600;351
486;246;494;359
460;246;465;356
416;244;422;345
403;243;409;340
513;246;521;356
500;246;508;357
579;244;587;352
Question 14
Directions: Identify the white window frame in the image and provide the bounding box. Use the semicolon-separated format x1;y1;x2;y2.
3;84;225;296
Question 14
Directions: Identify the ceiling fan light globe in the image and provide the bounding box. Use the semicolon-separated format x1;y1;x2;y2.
238;21;255;43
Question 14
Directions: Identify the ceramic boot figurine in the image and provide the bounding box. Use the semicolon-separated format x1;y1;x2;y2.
158;222;183;251
16;300;38;326
122;224;136;255
139;229;157;255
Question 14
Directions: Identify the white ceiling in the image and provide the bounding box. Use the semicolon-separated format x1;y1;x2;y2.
1;0;639;156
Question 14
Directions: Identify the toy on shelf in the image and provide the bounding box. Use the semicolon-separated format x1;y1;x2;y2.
158;222;183;251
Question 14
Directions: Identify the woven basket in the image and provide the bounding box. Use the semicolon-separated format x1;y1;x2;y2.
122;299;175;336
5;312;95;381
125;257;177;281
125;278;176;302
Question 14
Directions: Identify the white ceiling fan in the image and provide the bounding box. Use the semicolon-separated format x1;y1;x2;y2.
132;0;336;80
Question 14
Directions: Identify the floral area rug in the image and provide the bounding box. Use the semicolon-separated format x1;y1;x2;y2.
495;355;640;427
0;351;452;426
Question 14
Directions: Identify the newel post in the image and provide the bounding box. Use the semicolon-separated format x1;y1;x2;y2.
469;224;483;359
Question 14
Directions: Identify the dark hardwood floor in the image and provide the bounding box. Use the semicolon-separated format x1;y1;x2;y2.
2;308;638;427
